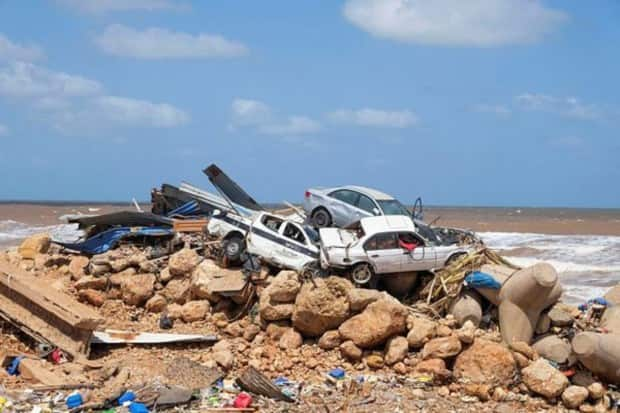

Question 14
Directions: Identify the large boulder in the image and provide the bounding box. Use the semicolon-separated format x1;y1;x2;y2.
121;274;155;306
18;233;50;259
268;271;301;303
532;335;572;364
259;295;294;321
339;298;408;348
292;277;352;337
521;358;569;399
191;260;240;302
421;336;462;360
347;288;384;312
407;316;437;348
180;300;210;322
561;386;589;409
453;339;516;386
168;248;201;277
160;278;192;304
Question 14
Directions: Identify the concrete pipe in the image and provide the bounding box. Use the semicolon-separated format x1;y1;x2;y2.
572;332;620;383
497;263;562;344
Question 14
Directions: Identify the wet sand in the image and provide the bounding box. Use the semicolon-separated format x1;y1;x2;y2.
1;203;619;236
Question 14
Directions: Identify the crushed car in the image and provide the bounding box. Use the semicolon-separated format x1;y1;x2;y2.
319;215;473;287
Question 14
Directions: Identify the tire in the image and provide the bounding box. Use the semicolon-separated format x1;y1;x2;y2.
311;208;332;228
350;262;378;289
222;235;245;263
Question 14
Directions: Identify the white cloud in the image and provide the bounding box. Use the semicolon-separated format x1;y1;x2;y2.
0;124;8;136
329;108;417;128
96;24;248;59
56;0;187;14
343;0;567;47
230;98;320;136
515;93;601;120
0;61;102;98
473;104;511;116
95;96;189;127
0;34;44;62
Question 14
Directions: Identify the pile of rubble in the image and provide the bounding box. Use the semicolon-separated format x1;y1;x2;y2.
0;230;619;412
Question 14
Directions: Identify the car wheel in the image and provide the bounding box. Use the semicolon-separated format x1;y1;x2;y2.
222;235;245;263
351;263;377;288
311;208;332;228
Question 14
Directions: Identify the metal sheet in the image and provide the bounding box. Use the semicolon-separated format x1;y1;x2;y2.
91;330;217;344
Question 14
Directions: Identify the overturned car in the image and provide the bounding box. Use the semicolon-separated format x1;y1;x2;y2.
319;215;474;287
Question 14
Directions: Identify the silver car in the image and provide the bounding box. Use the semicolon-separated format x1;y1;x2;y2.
303;185;419;228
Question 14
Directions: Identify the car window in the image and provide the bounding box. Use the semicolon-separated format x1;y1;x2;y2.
377;199;411;216
329;190;360;206
398;232;425;247
303;225;320;244
283;223;306;244
364;232;398;251
261;215;284;232
357;194;377;214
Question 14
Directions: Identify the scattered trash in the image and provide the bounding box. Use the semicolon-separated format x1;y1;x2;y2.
236;367;294;402
232;392;252;408
6;356;23;376
65;393;83;409
117;391;135;405
328;368;346;380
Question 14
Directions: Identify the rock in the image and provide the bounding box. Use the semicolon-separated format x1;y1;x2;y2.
243;324;261;342
180;300;210;322
260;294;294;321
413;358;451;381
224;322;244;337
548;304;574;327
110;258;131;273
75;275;108;291
69;256;89;279
339;298;407;348
340;340;362;361
78;289;106;307
89;255;112;276
292;277;352;337
532;335;572;364
159;267;173;283
166;303;183;320
456;320;476;344
562;385;589;409
121;273;155;306
160;278;192;304
536;313;551;335
168;248;201;276
347;288;384;312
18;233;50;259
266;322;290;340
587;383;605;400
268;271;301;302
393;361;407;374
435;325;452;337
421;336;462;360
513;352;530;368
139;259;158;274
385;336;408;365
509;341;537;360
453;339;516;386
521;358;569;399
318;330;342;350
145;294;167;313
463;384;491;402
109;268;136;286
365;354;384;369
492;387;508;402
279;329;303;350
571;371;596;387
407;317;437;348
191;260;236;302
213;350;234;370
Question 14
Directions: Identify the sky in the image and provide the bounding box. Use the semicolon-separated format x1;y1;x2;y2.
0;0;619;208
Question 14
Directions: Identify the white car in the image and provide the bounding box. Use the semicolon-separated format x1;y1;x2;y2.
319;215;471;286
206;210;320;273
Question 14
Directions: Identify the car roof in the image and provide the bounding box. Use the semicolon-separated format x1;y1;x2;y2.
360;215;415;234
318;185;395;201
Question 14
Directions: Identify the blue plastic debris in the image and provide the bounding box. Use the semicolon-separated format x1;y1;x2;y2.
66;393;83;409
465;271;502;290
56;226;174;255
6;356;23;376
328;368;345;379
128;402;149;413
578;297;609;311
273;376;290;386
118;391;136;405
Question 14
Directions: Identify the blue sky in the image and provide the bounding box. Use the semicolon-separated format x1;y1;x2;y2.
0;0;619;207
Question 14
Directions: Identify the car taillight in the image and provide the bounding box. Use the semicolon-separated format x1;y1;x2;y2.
305;190;311;198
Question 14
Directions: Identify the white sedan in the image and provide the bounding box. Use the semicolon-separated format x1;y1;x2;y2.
319;215;471;286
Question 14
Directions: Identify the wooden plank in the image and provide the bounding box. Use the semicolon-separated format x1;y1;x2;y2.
91;330;217;344
173;219;209;233
0;259;102;360
236;366;294;402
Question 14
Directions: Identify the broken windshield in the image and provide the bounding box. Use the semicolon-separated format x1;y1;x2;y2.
303;225;320;244
377;200;411;217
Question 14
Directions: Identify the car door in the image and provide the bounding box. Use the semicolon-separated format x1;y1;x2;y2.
327;189;361;226
277;222;315;271
364;232;402;274
355;193;379;220
399;231;437;271
248;214;284;262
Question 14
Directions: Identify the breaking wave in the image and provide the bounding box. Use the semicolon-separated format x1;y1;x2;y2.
479;231;620;304
0;220;61;247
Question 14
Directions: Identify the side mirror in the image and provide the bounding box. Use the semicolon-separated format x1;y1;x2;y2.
372;208;381;216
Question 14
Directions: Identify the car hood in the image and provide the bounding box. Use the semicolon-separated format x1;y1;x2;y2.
319;228;358;248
